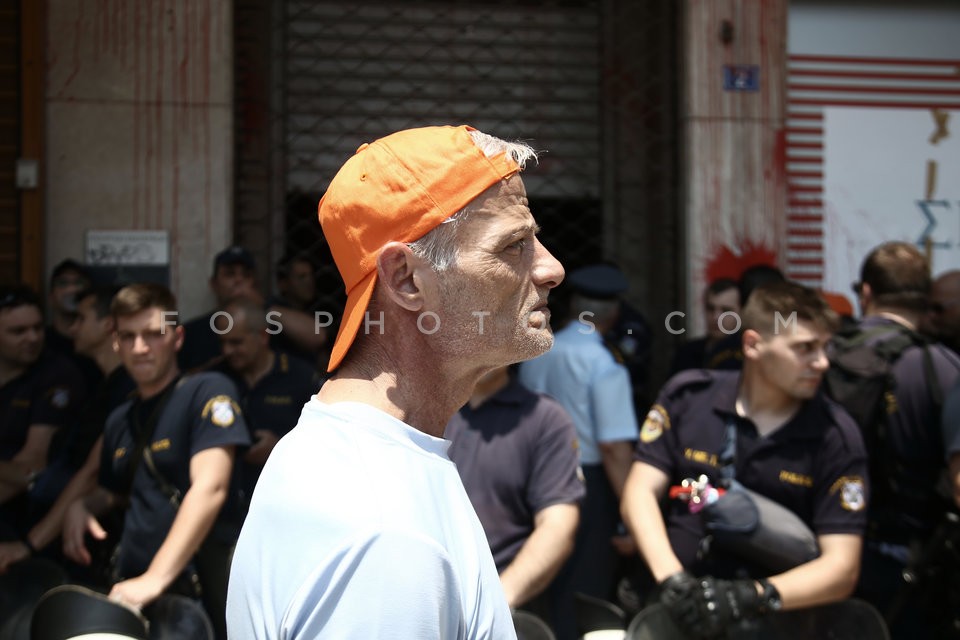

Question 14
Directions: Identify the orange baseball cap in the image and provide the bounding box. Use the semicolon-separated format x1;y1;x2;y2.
318;125;522;372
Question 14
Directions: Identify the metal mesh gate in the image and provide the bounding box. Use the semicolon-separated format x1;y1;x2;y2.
235;0;680;389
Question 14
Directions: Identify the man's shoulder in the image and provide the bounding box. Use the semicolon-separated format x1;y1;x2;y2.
172;372;243;410
14;350;86;405
31;349;84;382
179;370;237;391
660;368;732;400
275;351;321;380
809;393;868;457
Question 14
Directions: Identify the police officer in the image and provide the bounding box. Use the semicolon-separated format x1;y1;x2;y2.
447;364;583;638
0;285;86;539
838;242;960;638
62;283;250;640
669;278;741;375
520;264;639;604
179;247;326;372
565;263;653;410
212;296;320;501
622;281;868;637
0;285;134;574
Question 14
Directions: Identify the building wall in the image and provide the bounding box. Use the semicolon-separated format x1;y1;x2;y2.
786;0;960;306
681;0;788;331
44;0;233;318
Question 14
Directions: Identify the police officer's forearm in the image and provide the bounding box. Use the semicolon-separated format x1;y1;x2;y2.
766;533;862;610
621;464;684;582
0;460;33;486
142;478;228;590
82;485;121;516
141;447;233;590
598;439;634;499
0;479;24;504
499;503;579;607
27;445;102;552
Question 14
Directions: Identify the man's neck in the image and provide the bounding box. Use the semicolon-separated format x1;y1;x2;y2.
139;367;180;400
51;312;75;336
736;371;801;437
468;368;510;409
869;308;919;331
90;343;122;377
243;350;276;389
320;350;494;439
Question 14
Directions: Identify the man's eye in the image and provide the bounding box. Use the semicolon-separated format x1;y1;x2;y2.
506;239;527;252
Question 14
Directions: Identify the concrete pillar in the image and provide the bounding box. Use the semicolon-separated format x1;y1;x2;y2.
682;0;788;327
45;0;233;318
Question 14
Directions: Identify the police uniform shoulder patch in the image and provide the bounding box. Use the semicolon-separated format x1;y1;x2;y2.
49;387;71;409
202;395;239;428
830;475;866;512
640;404;670;443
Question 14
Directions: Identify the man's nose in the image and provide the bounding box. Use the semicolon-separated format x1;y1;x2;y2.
532;238;564;290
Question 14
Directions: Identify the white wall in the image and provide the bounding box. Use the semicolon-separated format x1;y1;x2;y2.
789;1;960;57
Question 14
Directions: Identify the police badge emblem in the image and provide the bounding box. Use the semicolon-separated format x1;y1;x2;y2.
640;404;670;443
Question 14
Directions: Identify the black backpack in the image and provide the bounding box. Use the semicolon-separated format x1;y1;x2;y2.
823;323;943;520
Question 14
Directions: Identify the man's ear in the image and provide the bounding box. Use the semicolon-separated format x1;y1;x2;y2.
860;282;873;307
741;328;764;360
376;242;429;312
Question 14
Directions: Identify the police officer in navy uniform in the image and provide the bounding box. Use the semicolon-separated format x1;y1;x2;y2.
838;242;960;639
179;247;326;373
0;285;135;576
565;264;653;411
62;283;250;640
669;278;742;375
447;364;584;638
0;285;86;541
212;296;320;501
622;281;869;638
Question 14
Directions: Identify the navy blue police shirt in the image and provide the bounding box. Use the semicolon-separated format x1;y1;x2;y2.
99;372;251;579
855;316;960;535
634;369;869;578
0;350;86;460
446;377;585;572
31;366;136;511
214;350;320;498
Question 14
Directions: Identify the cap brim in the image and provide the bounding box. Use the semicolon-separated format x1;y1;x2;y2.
328;269;378;372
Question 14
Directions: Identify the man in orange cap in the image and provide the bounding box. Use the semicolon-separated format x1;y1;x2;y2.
227;125;565;639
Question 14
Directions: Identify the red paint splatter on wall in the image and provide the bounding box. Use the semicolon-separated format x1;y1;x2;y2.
704;240;779;284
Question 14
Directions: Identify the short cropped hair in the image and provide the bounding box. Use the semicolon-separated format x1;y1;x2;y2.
859;241;930;311
738;264;785;306
76;285;121;319
741;280;838;336
705;277;739;299
0;285;43;314
111;283;178;320
220;296;268;333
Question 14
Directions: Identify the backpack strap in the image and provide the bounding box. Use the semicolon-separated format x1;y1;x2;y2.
122;377;182;496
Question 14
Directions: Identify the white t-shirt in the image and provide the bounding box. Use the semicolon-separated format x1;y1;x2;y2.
226;399;517;640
